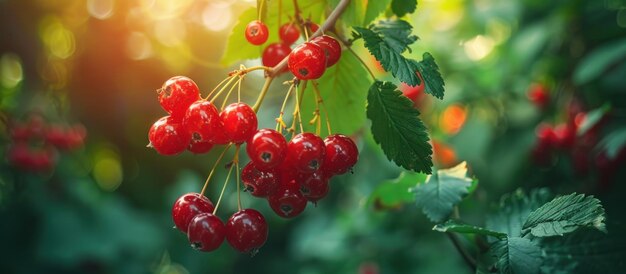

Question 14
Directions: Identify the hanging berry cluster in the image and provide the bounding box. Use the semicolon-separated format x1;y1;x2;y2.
6;114;86;172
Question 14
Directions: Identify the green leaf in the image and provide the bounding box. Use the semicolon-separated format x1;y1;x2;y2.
412;162;473;222
368;172;427;208
521;193;606;237
576;104;610;136
416;53;445;99
329;0;365;27
597;127;626;159
490;237;542;274
391;0;417;17
300;50;371;137
366;81;432;173
486;188;552;237
364;0;392;26
433;220;507;239
574;38;626;85
541;226;626;273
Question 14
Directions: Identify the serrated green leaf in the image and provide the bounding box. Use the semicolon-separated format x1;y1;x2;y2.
221;0;326;65
521;193;606;237
391;0;417;17
364;0;392;26
368;172;427;208
416;53;445;99
366;81;432;173
412;162;472;222
491;237;542;274
486;189;552;237
433;220;507;239
597;127;626;159
574;38;626;85
300;50;371;137
541;225;626;274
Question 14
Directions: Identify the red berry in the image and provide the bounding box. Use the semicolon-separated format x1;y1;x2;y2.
183;100;229;145
298;171;329;203
553;124;576;150
268;180;307;218
172;193;215;233
242;162;280;197
400;72;426;106
226;209;268;253
311;35;341;67
157;76;201;119
279;23;300;45
323;134;358;175
148;116;191;155
262;43;291;71
246;129;287;170
527;83;549;109
285;132;326;174
187;213;225;252
307;22;319;33
245;20;269;45
220;103;258;144
531;124;557;166
10;123;31;141
288;42;327;80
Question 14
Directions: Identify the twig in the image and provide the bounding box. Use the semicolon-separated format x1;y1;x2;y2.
446;232;477;272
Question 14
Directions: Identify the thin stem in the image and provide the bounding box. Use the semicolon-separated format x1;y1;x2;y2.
200;144;233;196
212;159;235;215
276;82;295;133
252;76;274;112
296;81;306;133
235;145;242;211
347;46;376;80
206;75;235;100
268;0;352;77
220;77;243;110
311;81;332;134
257;0;264;20
446;233;477;272
209;76;239;104
237;73;242;102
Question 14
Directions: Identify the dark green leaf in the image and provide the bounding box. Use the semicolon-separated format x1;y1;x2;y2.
490;237;542;274
413;162;473;222
486;189;552;237
577;104;610;136
416;53;445;99
391;0;417;17
368;172;427;208
433;220;507;239
597;127;626;159
522;193;606;237
364;0;392;25
366;81;432;173
574;38;626;85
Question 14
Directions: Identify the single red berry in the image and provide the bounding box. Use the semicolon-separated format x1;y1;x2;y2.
245;20;269;45
262;43;291;71
148;116;191;155
553;124;576;150
226;209;268;253
172;193;215;233
298;171;330;203
220;103;258;144
7;142;31;167
285;132;326;174
279;23;300;45
242;162;280;197
187;140;214;154
157;76;201;119
29;148;54;171
527;83;549;109
311;35;341;67
531;123;557;166
323;134;358;175
288;42;327;80
308;22;320;33
183;100;229;145
268;180;307;218
44;125;67;148
246;129;287;170
187;213;225;252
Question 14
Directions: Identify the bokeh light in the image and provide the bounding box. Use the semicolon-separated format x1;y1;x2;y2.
0;53;23;88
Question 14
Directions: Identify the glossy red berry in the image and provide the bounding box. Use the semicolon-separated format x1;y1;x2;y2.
157;76;201;119
279;23;300;45
172;193;215;233
285;132;326;174
148;116;191;155
183;100;229;145
311;35;341;67
226;209;268;253
262;43;291;71
323;134;358;175
220;103;258;144
242;162;280;197
246;129;287;170
268;180;307;218
527;83;549;109
245;20;269;45
187;213;225;252
298;171;330;203
288;42;327;80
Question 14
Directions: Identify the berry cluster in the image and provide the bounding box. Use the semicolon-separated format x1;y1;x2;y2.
244;20;341;80
172;193;268;254
6;114;86;172
148;76;258;155
243;131;358;218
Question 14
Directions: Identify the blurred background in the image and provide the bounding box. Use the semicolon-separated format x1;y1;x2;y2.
1;0;625;273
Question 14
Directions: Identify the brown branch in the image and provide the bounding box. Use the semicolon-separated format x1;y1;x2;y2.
268;0;351;77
